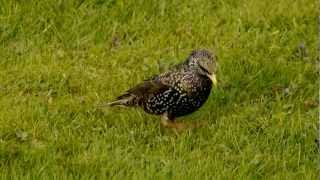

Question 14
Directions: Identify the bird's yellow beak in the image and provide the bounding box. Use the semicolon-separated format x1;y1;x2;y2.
208;74;217;86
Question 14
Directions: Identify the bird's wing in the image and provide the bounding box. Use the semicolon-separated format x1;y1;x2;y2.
108;78;170;107
126;79;170;97
158;70;198;95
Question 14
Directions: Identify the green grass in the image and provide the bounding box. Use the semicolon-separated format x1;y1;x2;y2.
0;0;318;179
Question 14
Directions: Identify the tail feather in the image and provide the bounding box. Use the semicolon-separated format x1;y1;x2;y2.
101;79;167;108
100;93;137;107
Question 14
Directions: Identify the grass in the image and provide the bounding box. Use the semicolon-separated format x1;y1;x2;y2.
0;0;318;179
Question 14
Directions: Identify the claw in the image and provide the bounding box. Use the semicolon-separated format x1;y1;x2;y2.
160;114;203;134
161;114;187;133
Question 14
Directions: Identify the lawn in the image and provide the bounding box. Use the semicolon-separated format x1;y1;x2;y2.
0;0;318;179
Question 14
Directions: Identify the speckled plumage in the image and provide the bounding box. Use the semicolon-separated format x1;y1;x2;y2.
108;49;217;122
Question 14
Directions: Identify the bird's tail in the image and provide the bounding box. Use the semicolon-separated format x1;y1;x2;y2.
99;94;137;107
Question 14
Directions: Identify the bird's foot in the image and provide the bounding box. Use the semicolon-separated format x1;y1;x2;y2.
189;122;205;129
160;118;187;133
160;114;205;134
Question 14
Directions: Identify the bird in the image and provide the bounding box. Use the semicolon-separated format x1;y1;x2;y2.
105;49;218;131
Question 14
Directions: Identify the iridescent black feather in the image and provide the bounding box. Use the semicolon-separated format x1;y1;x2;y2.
108;49;217;120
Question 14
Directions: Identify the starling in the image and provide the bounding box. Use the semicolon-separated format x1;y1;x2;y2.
107;50;218;131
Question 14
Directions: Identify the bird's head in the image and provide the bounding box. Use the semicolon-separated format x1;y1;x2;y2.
187;49;218;86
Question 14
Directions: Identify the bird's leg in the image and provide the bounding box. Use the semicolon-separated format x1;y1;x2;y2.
160;114;187;132
189;122;204;129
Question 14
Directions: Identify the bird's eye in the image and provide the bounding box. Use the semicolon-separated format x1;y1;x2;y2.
198;62;211;75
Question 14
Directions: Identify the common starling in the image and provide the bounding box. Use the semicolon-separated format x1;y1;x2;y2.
107;50;218;131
